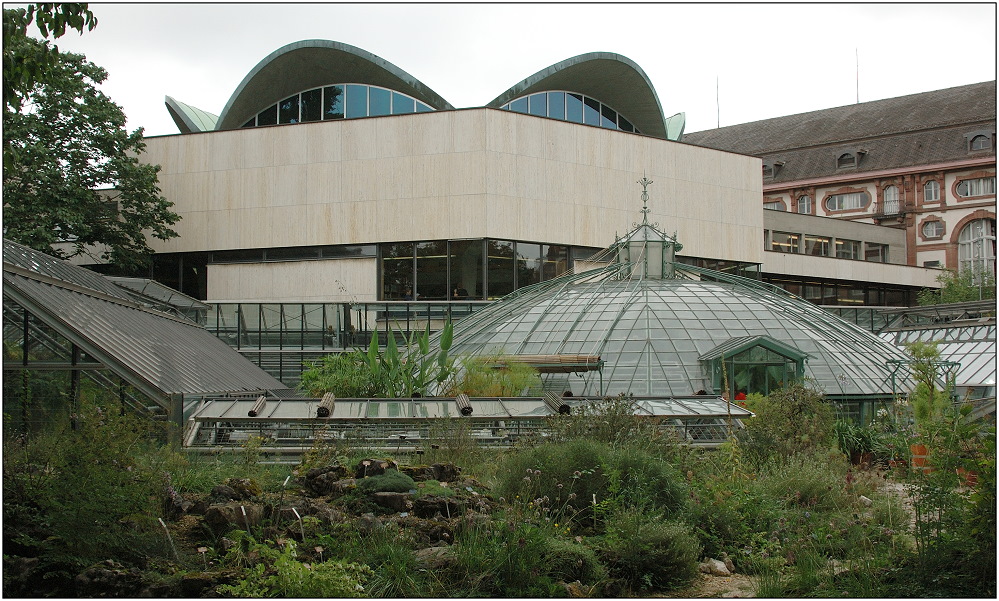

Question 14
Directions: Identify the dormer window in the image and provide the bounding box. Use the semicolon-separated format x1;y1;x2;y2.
965;130;995;152
837;153;856;169
762;160;784;179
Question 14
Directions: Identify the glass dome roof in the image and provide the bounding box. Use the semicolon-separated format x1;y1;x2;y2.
435;179;912;399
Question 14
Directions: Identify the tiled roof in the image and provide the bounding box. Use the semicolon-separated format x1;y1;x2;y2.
682;81;996;183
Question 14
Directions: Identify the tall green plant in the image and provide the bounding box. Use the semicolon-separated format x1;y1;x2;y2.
364;322;454;397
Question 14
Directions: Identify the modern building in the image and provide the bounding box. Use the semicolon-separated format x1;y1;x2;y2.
683;82;997;277
96;39;938;309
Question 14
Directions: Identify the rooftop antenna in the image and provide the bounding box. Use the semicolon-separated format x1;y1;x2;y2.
716;75;720;128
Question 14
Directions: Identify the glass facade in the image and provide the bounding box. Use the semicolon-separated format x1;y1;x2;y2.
241;83;433;128
501;91;640;133
380;239;596;301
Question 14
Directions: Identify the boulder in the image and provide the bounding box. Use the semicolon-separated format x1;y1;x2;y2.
204;502;265;533
74;560;146;597
163;487;193;520
414;546;453;570
412;495;462;519
699;558;731;576
224;477;262;499
721;551;736;573
301;465;351;496
210;484;240;503
372;491;412;512
432;462;462;482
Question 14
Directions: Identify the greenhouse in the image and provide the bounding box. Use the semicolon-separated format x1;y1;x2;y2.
430;179;914;420
184;392;753;451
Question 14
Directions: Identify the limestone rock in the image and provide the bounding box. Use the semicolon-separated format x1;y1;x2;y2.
699;558;731;576
859;495;873;507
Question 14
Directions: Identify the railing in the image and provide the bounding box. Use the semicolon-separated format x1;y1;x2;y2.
872;198;906;218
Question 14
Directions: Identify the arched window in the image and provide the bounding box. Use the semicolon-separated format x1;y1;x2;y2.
797;195;812;214
882;185;900;214
958;218;997;277
883;185;899;202
837;153;856;169
924;180;940;202
970;135;991;151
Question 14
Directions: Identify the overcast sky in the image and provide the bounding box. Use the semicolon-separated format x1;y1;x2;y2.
39;2;998;138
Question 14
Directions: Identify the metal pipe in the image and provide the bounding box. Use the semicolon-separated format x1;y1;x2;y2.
248;395;267;417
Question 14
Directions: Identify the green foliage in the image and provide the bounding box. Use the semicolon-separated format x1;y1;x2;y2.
3;31;179;270
905;341;952;430
421;417;487;468
494;438;689;530
298;351;380;397
448;516;564;597
540;536;608;585
355;470;416;494
443;354;542;397
3;399;167;586
3;3;97;110
599;507;700;592
218;539;372;598
300;323;454;398
917;267;996;305
734;382;835;468
546;394;672;450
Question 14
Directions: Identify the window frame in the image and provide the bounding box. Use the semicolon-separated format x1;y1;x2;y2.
923;179;940;203
920;220;945;240
955;176;997;199
824;191;870;212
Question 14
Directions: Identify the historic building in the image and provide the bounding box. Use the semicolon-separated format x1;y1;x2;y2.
683;82;997;280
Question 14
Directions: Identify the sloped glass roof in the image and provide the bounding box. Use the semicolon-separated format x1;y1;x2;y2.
433;180;911;399
882;324;996;388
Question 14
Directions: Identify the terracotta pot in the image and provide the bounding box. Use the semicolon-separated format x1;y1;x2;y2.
956;467;979;487
910;443;931;472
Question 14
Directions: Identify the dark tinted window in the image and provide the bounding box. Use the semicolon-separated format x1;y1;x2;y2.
324;86;344;119
257;104;277;126
600;105;617;129
278;95;299;124
300;89;322;122
510;97;528;113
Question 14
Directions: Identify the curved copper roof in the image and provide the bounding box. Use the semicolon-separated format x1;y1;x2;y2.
215;39;454;130
486;51;667;139
165;95;218;134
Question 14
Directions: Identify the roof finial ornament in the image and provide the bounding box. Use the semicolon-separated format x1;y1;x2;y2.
638;174;653;224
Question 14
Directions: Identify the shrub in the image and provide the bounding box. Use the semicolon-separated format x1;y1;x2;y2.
448;516;563;597
546;395;668;450
493;438;689;530
355;470;416;494
541;536;608;585
443;354;542;397
754;452;851;512
599;507;700;592
298;351;381;398
734;382;834;468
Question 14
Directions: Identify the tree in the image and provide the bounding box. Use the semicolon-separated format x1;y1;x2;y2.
3;19;180;270
917;268;997;306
